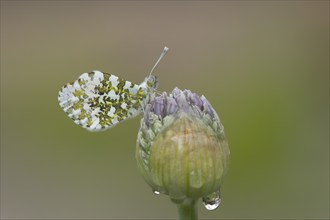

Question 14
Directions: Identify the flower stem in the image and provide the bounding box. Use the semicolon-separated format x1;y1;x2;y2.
177;199;198;220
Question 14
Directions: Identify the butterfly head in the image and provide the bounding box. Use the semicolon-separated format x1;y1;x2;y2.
147;75;158;90
141;75;158;92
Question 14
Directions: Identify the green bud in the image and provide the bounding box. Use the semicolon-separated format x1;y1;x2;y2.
136;88;229;210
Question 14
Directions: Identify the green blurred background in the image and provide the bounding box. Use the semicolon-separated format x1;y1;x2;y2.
1;1;329;219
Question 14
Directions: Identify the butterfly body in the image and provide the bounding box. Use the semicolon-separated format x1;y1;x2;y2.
58;70;158;131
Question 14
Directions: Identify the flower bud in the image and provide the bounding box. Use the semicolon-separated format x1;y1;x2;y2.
136;88;229;208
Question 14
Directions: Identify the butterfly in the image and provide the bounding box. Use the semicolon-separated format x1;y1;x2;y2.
58;47;169;131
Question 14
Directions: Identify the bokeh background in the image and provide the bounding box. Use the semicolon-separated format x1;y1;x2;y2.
1;1;329;219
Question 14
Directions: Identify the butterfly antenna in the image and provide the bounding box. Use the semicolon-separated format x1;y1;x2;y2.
149;46;169;77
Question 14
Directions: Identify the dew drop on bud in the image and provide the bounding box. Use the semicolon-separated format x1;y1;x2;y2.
202;190;221;210
153;190;161;195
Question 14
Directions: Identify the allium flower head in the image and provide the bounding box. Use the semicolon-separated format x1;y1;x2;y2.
136;88;229;209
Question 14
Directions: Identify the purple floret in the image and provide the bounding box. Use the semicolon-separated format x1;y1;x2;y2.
153;94;166;118
188;91;204;111
165;96;178;116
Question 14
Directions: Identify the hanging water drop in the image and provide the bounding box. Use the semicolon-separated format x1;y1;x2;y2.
202;190;221;210
153;190;161;195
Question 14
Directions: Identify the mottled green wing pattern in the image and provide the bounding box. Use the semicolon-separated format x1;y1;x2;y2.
58;71;147;131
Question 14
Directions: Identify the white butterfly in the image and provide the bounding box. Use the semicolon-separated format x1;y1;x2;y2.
58;47;169;131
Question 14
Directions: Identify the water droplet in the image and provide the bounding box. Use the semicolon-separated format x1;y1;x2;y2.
202;190;221;210
153;190;160;195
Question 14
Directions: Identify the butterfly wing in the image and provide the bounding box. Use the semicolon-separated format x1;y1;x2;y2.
58;71;146;131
